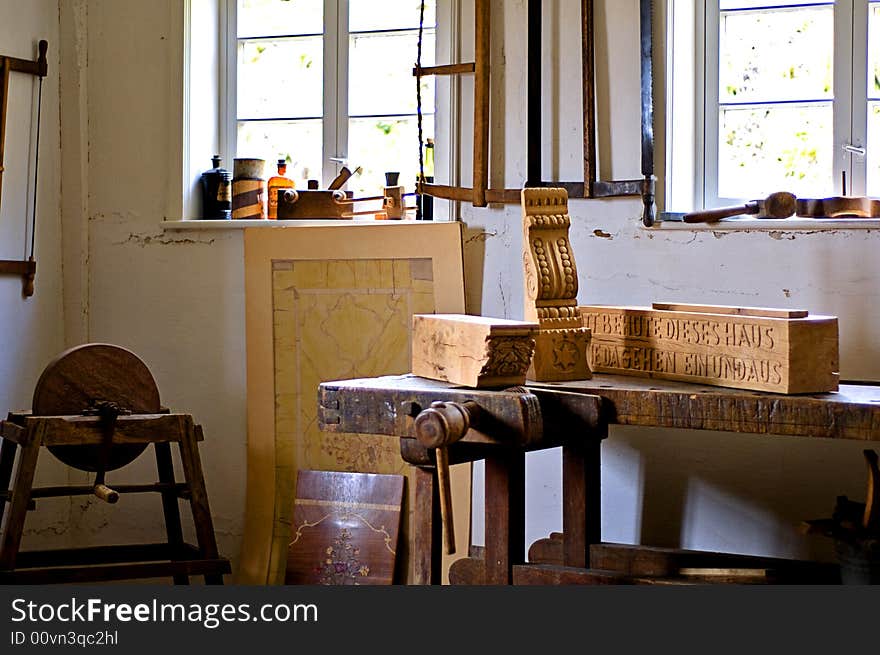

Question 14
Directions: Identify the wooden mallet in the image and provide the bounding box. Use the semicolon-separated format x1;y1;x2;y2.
683;191;797;224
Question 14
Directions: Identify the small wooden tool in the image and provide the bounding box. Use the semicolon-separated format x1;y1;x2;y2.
683;191;796;223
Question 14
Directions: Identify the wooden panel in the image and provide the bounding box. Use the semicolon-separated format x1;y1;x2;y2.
411;314;538;388
286;470;404;585
651;303;809;319
581;304;839;393
240;223;468;585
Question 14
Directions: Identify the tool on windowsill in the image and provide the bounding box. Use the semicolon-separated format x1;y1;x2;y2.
328;165;363;190
682;191;797;224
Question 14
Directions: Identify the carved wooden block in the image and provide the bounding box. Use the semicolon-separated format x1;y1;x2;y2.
522;187;592;381
580;304;839;394
412;314;538;388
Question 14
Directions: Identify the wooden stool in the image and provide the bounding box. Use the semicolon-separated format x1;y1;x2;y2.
0;344;230;584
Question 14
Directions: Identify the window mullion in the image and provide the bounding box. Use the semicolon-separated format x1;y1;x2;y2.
223;0;237;167
322;0;341;187
848;0;869;195
336;0;349;186
703;1;720;206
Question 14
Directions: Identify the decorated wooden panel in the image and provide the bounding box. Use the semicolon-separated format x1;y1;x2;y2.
286;470;405;585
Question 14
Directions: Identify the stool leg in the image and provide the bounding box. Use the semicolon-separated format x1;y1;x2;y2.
0;424;44;570
155;442;189;585
484;449;525;585
177;418;224;585
0;437;19;530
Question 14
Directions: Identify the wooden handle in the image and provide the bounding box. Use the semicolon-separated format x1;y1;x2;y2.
683;202;756;223
328;166;352;190
863;449;880;530
93;483;119;504
413;401;480;556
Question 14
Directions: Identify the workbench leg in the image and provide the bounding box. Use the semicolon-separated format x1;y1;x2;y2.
0;437;19;531
562;437;601;568
0;425;44;571
411;466;442;585
484;449;525;585
155;442;189;585
177;418;224;585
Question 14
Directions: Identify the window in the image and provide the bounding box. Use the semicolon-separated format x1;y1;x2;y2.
667;0;880;211
228;0;436;197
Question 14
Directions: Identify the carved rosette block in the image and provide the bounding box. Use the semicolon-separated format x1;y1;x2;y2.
522;187;592;381
412;314;538;388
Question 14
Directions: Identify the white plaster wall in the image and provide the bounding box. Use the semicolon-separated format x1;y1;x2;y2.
0;0;72;549
55;0;248;572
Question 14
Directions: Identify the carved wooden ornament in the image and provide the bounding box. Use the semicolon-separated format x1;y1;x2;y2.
522;187;592;381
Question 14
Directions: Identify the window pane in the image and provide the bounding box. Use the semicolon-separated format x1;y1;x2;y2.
237;119;323;187
347;115;434;200
349;0;435;32
720;5;833;103
718;104;833;199
349;31;434;117
238;0;323;38
869;3;880;195
237;37;323;119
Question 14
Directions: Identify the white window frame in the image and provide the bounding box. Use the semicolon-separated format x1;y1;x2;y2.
667;0;873;212
178;0;459;222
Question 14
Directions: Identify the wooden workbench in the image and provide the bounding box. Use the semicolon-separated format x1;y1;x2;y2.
318;373;880;584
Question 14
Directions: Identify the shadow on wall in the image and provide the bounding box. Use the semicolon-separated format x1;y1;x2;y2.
608;425;871;562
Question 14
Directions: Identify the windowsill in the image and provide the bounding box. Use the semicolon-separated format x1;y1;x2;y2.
161;218;437;230
652;213;880;231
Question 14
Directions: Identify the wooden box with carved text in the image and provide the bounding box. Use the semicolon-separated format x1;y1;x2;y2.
412;314;539;388
579;303;839;394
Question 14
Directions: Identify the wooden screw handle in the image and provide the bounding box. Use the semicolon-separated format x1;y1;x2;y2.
413;400;480;555
93;483;119;504
683;202;756;223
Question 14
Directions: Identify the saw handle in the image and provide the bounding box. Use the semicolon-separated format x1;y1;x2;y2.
413;400;480;555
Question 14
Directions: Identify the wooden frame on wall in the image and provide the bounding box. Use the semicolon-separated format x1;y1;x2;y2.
239;222;470;584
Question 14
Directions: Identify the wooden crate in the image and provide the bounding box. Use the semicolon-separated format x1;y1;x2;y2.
579;303;839;394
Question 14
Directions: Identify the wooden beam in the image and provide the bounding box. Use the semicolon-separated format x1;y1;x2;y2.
473;0;490;207
413;63;475;76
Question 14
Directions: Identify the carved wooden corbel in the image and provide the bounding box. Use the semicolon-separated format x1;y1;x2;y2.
522;187;592;381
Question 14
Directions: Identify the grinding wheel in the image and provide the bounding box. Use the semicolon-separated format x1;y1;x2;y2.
32;343;162;472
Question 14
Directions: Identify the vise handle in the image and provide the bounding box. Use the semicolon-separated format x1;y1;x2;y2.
413;400;481;555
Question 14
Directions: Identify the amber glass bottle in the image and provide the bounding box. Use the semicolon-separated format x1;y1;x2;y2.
267;159;295;219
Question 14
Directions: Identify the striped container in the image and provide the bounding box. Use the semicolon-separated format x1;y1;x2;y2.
232;158;267;219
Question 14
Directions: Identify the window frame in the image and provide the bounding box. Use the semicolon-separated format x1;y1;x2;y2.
223;0;437;190
667;0;874;213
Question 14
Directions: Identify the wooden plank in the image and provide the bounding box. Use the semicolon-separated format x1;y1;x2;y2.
580;304;839;393
0;420;25;444
589;542;840;583
652;302;809;319
411;314;538;388
0;437;18;530
448;555;486;584
413;63;475;76
155;441;189;584
16;482;188;500
286;470;405;585
0;559;231;585
473;0;490;207
513;564;639;585
14;543;199;569
21;414;189;446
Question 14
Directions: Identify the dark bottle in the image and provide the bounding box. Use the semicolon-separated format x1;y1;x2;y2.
200;155;232;219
